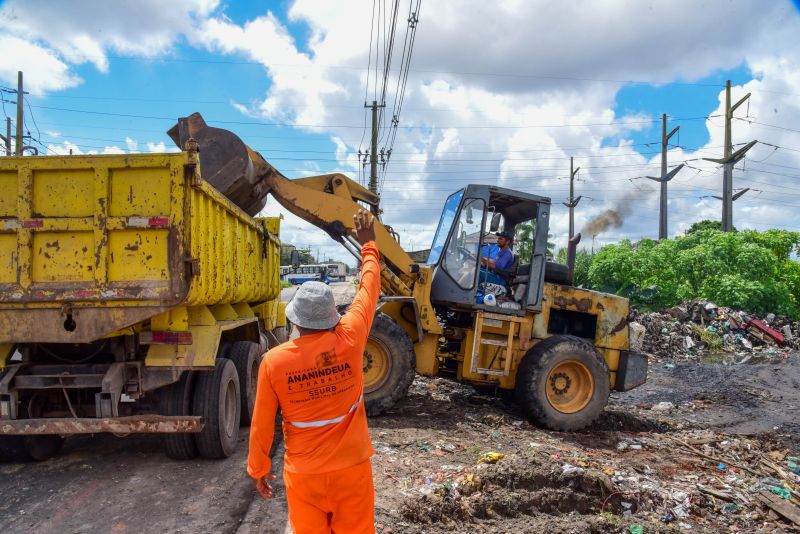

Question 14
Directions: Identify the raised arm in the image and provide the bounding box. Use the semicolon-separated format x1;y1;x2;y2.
340;211;381;340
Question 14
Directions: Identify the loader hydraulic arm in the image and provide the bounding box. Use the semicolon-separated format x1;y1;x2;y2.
168;112;418;297
261;170;417;296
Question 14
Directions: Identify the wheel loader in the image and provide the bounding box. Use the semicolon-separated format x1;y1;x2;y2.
172;114;649;431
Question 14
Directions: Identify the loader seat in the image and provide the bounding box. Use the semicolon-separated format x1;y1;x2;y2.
493;254;519;287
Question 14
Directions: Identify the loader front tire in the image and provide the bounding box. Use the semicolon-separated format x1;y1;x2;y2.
193;358;241;459
516;335;610;432
228;341;263;426
363;313;416;416
160;371;199;460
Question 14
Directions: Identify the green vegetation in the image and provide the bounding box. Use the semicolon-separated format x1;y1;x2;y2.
280;244;315;266
555;247;593;288
584;225;800;318
515;222;555;262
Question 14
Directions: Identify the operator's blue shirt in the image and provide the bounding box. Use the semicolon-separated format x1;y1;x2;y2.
495;247;513;271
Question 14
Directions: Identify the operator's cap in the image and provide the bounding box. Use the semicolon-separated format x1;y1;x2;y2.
495;230;513;240
285;282;341;330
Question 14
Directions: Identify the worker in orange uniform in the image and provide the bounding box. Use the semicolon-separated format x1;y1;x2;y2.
248;210;380;534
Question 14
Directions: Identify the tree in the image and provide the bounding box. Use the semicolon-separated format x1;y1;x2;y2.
555;248;593;288
515;222;555;263
586;228;800;318
685;219;735;234
280;244;315;266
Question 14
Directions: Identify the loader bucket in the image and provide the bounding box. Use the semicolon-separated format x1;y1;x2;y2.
167;112;284;216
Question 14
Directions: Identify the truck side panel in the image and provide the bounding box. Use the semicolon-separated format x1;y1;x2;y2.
0;153;280;345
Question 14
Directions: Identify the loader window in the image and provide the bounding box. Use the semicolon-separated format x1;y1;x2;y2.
428;189;464;265
443;198;485;289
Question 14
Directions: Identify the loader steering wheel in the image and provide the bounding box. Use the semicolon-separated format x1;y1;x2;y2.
457;245;477;262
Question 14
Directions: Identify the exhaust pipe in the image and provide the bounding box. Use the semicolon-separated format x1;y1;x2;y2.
566;233;582;285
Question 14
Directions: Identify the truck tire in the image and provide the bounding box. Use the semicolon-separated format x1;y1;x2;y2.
515;335;610;432
0;435;63;462
228;341;263;426
0;397;65;462
363;313;416;416
160;371;199;460
193;358;241;459
269;327;289;347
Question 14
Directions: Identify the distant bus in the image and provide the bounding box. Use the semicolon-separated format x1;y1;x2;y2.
325;262;347;282
285;264;332;285
279;266;292;281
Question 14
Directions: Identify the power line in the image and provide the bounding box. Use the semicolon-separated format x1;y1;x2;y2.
44;53;800;97
735;117;800;135
28;104;722;129
381;0;421;195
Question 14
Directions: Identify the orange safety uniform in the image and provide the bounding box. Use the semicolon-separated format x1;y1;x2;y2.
248;241;381;534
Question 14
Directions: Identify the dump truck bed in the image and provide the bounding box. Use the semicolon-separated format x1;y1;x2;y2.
0;151;280;344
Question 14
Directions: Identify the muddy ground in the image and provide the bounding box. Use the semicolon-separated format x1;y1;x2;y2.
360;355;800;533
2;354;799;533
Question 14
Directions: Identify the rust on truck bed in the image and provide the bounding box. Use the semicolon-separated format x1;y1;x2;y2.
0;415;202;435
0;149;281;344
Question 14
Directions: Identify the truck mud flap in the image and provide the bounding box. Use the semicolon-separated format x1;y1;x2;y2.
0;415;202;435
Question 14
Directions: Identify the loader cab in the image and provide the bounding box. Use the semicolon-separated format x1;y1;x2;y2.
427;185;551;313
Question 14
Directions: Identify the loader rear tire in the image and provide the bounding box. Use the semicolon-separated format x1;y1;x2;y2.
193;358;241;459
160;371;199;460
515;335;609;432
228;341;263;426
363;313;416;416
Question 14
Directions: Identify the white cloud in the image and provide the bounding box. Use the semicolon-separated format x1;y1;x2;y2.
3;0;800;262
146;141;170;153
210;0;800;255
0;0;219;91
0;36;81;94
45;140;82;156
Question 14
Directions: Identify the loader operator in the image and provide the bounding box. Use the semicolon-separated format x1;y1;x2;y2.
248;210;379;534
480;230;514;281
471;230;514;301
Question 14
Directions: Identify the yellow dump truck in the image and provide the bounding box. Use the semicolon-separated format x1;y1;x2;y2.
0;143;285;461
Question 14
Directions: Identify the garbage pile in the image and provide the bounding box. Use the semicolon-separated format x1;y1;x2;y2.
367;373;800;533
630;300;800;361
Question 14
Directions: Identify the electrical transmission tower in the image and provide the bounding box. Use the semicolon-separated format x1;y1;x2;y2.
646;114;684;240
562;157;581;240
712;188;750;202
702;80;757;232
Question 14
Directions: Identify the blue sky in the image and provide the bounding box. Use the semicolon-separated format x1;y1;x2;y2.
2;1;800;264
606;64;754;151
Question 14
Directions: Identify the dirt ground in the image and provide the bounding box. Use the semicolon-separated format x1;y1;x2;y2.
2;353;799;533
366;355;800;533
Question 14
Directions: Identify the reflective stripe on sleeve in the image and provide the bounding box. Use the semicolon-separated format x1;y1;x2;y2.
286;394;364;429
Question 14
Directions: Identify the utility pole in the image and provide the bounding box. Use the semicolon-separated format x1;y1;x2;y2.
365;100;385;215
703;80;757;232
15;71;23;156
562;157;581;239
368;100;378;195
646;114;684;240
